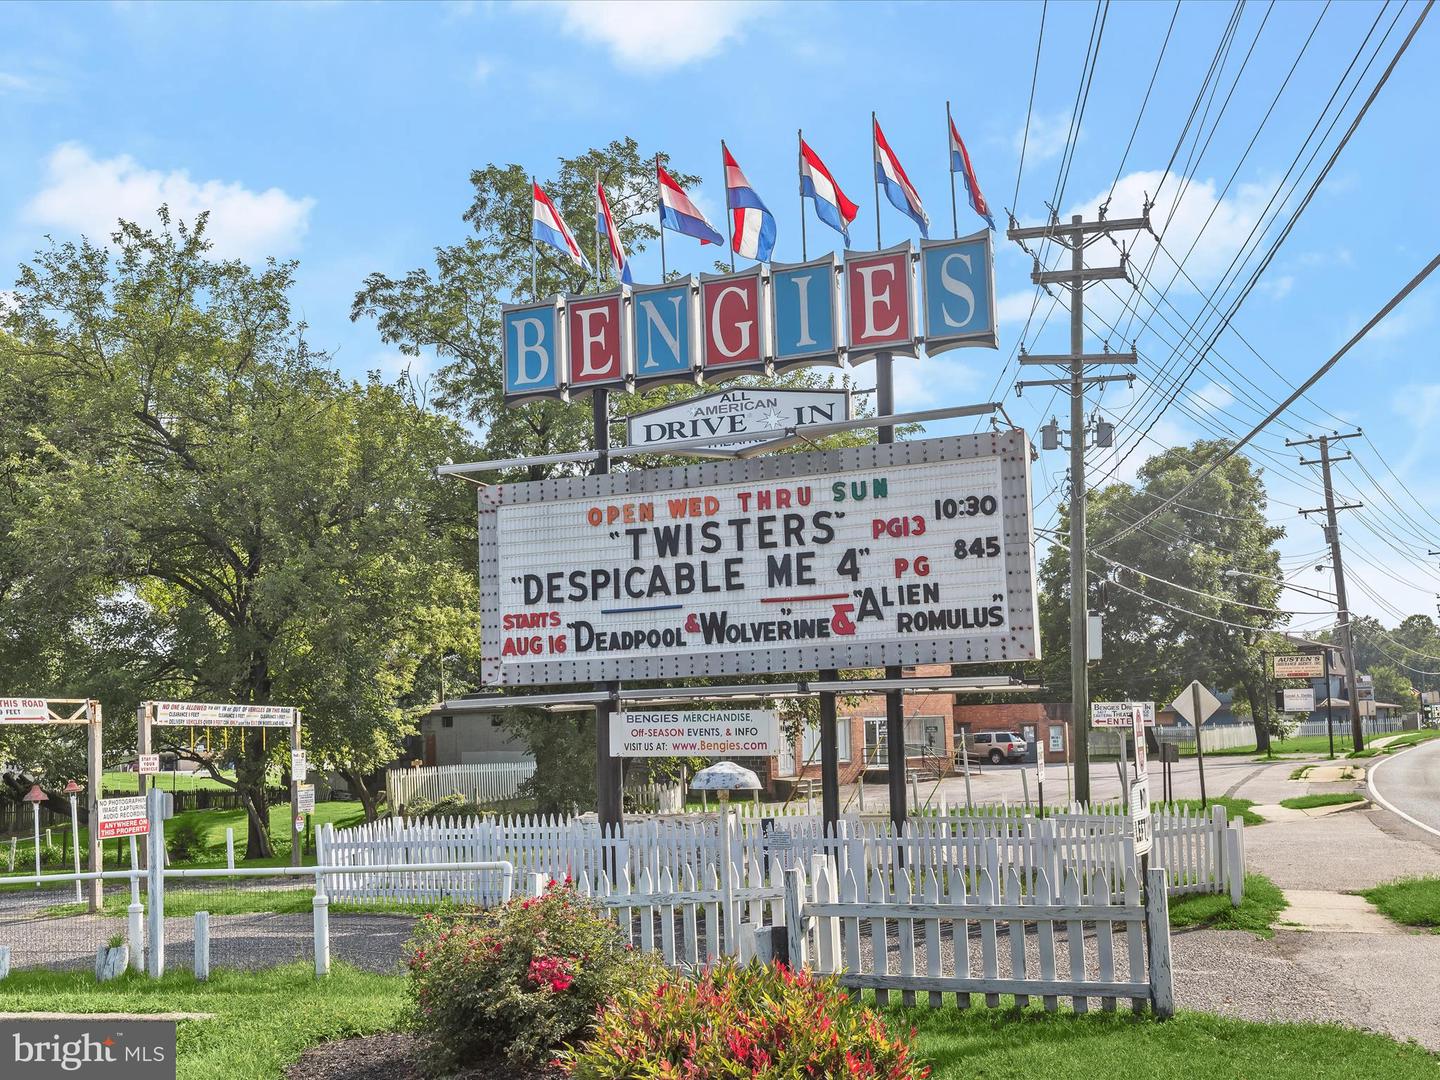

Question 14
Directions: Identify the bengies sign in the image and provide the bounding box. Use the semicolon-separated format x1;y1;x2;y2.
501;235;996;403
625;388;852;451
478;431;1039;685
611;710;781;757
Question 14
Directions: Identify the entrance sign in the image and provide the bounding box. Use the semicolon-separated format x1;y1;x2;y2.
479;431;1039;685
1092;701;1154;728
1170;682;1222;726
0;698;49;724
611;709;780;757
138;754;161;776
152;702;297;728
98;796;149;840
1130;705;1152;856
502;242;997;403
1282;688;1315;714
626;388;852;452
1273;654;1324;679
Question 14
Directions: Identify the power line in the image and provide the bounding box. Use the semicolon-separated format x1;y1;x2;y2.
1012;0;1050;214
1103;0;1182;213
1092;552;1334;615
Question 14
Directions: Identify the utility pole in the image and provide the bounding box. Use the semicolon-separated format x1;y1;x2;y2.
1007;210;1148;804
1288;431;1365;752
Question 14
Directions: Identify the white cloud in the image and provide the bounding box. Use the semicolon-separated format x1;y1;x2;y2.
472;56;495;81
373;350;437;386
531;1;769;71
1013;111;1072;164
23;143;315;262
1191;379;1235;415
0;71;35;93
996;289;1043;327
891;355;984;415
1257;274;1293;300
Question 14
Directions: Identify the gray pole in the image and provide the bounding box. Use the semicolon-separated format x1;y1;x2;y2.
1318;436;1364;752
798;129;808;262
1067;214;1091;805
1324;647;1335;760
946;100;959;240
656;155;668;280
593;389;623;842
722;139;735;273
1191;682;1209;810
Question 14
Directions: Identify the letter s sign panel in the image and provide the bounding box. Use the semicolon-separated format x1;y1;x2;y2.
503;297;567;404
921;232;997;353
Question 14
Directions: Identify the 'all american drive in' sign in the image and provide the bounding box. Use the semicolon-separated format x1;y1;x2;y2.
501;235;996;404
479;430;1038;685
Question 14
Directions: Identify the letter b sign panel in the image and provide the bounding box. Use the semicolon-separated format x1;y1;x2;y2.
503;297;567;403
921;232;997;353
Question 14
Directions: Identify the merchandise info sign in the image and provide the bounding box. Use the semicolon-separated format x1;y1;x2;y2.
612;710;780;758
479;432;1039;685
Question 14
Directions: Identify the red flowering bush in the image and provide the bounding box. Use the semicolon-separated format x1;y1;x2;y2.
557;959;930;1079
405;881;665;1072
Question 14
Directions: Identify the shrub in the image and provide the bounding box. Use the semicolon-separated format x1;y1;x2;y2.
404;792;486;819
165;817;210;862
406;880;665;1071
559;959;931;1080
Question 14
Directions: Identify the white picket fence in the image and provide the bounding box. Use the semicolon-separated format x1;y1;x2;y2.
786;855;1173;1015
385;762;536;809
325;803;1243;909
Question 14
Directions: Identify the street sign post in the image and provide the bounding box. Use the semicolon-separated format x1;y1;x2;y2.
1130;705;1152;858
1171;681;1222;809
1035;750;1046;819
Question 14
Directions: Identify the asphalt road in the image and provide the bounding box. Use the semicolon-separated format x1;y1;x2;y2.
1368;736;1440;838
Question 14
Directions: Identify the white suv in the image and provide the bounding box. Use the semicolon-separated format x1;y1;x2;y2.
966;731;1029;764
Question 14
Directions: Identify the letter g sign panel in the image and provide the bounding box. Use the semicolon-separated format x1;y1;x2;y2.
921;232;997;353
700;267;770;381
503;297;568;405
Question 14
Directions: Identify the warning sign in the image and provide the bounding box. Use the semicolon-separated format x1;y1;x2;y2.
98;796;149;839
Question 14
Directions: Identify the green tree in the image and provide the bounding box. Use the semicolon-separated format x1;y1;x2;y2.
1369;663;1418;711
1;209;477;852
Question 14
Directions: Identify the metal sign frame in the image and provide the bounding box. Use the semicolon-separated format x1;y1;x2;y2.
478;429;1039;685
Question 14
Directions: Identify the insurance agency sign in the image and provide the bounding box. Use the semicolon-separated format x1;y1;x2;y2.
501;235;996;404
478;430;1038;685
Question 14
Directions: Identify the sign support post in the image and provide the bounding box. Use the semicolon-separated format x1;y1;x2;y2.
819;675;840;840
593;388;624;846
876;354;906;837
289;711;303;867
1191;682;1209;809
85;700;103;910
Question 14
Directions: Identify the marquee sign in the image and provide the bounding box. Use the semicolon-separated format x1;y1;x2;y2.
625;387;852;451
500;234;997;404
152;702;297;728
478;430;1038;685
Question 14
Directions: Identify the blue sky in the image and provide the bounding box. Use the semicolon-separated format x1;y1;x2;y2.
3;0;1440;638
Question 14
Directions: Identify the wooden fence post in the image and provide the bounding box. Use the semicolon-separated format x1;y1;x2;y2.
194;912;210;981
1144;867;1174;1019
784;864;808;971
1226;820;1245;908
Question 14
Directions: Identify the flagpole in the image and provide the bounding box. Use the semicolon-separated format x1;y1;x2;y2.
871;112;882;249
595;168;603;291
722;139;735;272
656;154;668;280
530;177;538;300
798;129;808;262
947;101;959;240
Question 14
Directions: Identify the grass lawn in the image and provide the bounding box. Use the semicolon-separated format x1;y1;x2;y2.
1279;793;1365;811
1169;872;1288;938
1361;877;1440;933
1157;796;1264;826
900;1001;1438;1079
101;769;251;794
0;965;405;1080
1375;730;1440;751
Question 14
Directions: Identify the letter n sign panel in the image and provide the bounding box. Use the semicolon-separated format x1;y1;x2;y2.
701;268;769;381
845;243;917;363
771;257;843;372
567;290;630;395
503;297;567;404
921;232;997;353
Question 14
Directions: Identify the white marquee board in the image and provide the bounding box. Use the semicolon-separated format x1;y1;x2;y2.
611;709;780;758
152;701;297;728
478;432;1039;685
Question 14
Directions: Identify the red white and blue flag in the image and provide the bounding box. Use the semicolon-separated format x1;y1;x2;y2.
595;179;633;285
532;181;590;272
949;115;995;230
658;164;724;247
800;137;859;246
723;144;776;263
873;118;929;239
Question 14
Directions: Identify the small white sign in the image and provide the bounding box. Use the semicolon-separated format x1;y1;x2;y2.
153;701;297;728
1131;705;1149;780
1282;688;1315;714
625;388;852;451
297;784;316;813
291;749;308;776
1035;755;1046;785
1171;682;1223;726
612;709;781;758
1273;654;1325;679
1092;701;1155;728
765;826;793;849
98;796;149;839
137;754;161;776
0;697;49;725
1130;775;1152;857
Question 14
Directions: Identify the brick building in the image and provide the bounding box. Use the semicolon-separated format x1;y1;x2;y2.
950;701;1072;764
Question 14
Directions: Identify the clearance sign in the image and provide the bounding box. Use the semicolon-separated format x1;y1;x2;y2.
479;431;1038;685
501;236;996;404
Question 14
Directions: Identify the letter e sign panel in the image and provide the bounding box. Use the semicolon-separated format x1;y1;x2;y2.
845;243;917;362
567;290;630;393
701;268;769;379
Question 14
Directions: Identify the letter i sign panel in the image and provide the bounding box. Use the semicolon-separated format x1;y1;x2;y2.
844;243;917;362
567;291;629;393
